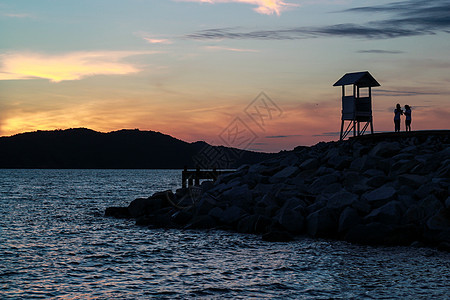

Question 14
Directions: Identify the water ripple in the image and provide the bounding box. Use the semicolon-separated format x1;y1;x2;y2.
1;170;449;299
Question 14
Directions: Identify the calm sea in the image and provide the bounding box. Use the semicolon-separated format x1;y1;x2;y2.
1;169;449;299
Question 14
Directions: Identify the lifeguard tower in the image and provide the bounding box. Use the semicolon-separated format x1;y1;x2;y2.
333;71;380;140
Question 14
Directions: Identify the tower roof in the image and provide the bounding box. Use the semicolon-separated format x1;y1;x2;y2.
333;71;380;87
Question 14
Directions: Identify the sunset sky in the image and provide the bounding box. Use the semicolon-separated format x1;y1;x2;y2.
1;0;449;152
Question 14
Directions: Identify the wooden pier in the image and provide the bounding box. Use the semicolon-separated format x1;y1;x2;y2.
182;167;234;188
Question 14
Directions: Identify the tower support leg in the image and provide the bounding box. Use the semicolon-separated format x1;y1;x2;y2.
370;117;374;134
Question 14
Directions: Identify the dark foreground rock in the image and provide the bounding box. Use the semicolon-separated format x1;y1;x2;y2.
106;131;450;250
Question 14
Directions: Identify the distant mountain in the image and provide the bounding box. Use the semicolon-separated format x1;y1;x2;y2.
0;128;276;169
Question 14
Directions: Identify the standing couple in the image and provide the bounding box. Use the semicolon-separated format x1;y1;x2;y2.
394;104;412;132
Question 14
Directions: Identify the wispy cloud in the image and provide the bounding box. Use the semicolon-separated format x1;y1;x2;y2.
135;32;173;44
144;38;173;44
204;45;259;52
375;89;442;97
265;134;303;138
175;0;298;15
356;50;405;54
0;51;158;82
186;24;423;40
2;13;33;18
186;0;450;40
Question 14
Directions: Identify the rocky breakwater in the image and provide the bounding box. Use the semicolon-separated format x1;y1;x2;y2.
106;132;450;250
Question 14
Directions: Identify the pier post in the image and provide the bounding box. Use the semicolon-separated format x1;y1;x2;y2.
182;166;187;188
195;167;200;186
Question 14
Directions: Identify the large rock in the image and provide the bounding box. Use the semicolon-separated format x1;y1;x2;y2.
220;205;245;226
326;190;359;211
417;194;444;220
362;185;397;208
269;166;298;183
306;207;337;237
398;174;426;189
299;158;319;170
369;141;401;157
222;184;253;208
426;208;450;231
276;198;305;233
366;175;388;188
208;207;225;221
308;173;340;194
185;215;216;229
196;194;223;215
344;222;394;245
338;207;361;233
237;214;272;234
364;201;404;225
128;190;173;218
105;206;130;218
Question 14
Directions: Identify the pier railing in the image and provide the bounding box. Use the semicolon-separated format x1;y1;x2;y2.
182;167;235;188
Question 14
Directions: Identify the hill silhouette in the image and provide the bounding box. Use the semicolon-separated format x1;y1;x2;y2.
0;128;276;169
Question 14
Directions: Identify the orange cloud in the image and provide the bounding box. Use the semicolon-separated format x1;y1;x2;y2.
143;38;173;44
0;51;158;82
176;0;297;15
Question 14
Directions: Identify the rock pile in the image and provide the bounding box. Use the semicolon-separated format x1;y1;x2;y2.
106;132;450;250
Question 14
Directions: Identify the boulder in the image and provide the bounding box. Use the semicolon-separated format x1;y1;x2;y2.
437;159;450;178
299;158;319;170
322;183;343;195
384;224;422;246
171;209;193;226
269;166;298;183
398;174;426;189
306;207;337;237
279;153;300;167
369;141;401;157
136;207;174;227
104;206;130;218
391;159;421;176
326;190;359;211
276;199;305;234
338;207;361;233
349;156;367;171
426;208;450;231
417;194;444;220
308;173;340;194
344;222;394;245
200;180;215;192
185;215;217;229
222;184;253;208
362;185;397;208
364;201;404;225
220;205;245;225
237;214;272;234
363;169;385;177
342;171;362;189
208;207;225;221
287;174;306;187
252;183;276;196
128;193;170;218
366;175;388;188
196;194;222;215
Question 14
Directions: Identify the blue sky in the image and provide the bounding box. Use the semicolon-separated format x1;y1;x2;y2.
1;0;449;151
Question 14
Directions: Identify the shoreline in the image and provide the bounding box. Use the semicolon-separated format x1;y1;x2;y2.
106;131;450;251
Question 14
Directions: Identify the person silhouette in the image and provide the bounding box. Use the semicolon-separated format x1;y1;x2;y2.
394;103;403;132
404;105;412;132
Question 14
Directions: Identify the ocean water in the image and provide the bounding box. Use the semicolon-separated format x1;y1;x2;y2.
1;169;449;299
